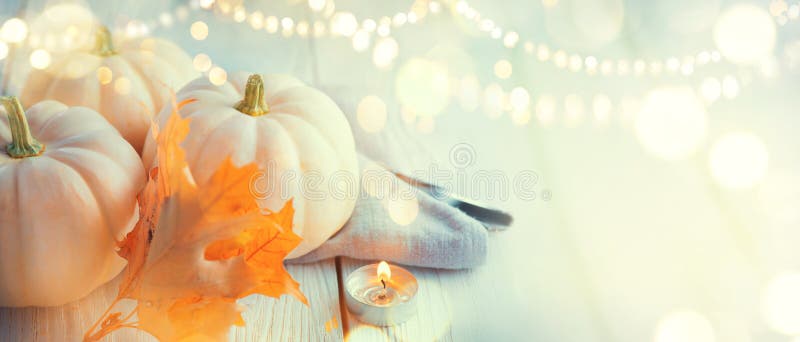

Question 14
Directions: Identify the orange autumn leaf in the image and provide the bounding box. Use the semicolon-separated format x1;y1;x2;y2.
85;97;306;342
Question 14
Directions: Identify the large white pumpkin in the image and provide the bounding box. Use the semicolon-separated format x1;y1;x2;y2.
142;73;358;258
0;97;144;307
21;26;197;153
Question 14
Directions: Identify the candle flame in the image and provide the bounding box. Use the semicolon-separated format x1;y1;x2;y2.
377;261;391;280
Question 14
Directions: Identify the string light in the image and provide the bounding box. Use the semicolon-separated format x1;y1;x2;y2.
452;0;724;78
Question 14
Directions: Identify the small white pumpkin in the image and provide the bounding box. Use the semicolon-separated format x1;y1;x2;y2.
0;96;144;307
21;26;197;153
142;73;358;258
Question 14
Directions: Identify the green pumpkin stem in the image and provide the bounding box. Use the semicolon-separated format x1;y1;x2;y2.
234;74;269;116
2;96;45;158
93;26;116;57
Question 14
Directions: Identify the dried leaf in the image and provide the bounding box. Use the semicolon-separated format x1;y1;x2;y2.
85;97;305;342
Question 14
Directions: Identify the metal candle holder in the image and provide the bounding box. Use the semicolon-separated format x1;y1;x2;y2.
344;262;418;326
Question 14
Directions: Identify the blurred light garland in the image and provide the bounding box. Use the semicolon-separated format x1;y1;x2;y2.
770;0;800;24
0;0;764;131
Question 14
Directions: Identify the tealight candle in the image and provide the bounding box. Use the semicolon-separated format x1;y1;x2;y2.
344;261;418;326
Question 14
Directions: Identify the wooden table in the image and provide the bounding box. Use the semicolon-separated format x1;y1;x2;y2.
0;243;523;342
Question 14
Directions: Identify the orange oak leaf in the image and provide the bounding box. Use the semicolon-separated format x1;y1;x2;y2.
85;97;306;342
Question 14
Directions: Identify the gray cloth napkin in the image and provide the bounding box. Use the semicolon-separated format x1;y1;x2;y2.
287;86;489;269
288;155;488;269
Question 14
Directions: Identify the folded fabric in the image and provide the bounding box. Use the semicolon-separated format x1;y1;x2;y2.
288;154;488;269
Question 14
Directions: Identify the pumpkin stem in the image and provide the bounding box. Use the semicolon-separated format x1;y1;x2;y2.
93;26;116;57
234;74;269;116
1;96;45;158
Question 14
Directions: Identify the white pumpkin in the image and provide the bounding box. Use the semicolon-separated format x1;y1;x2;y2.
21;26;197;153
0;97;144;307
142;73;358;258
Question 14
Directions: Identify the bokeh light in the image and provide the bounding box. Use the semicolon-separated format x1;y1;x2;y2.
713;4;775;64
29;49;51;69
208;66;227;85
0;42;8;60
384;194;420;226
535;94;557;126
28;3;96;54
373;37;398;68
193;53;213;72
114;77;131;95
356;95;388;133
635;87;707;160
762;272;800;335
509;87;530;111
332;12;358;37
395;58;449;117
96;66;113;85
709;132;768;189
190;21;209;40
699;77;721;103
654;311;715;342
592;94;612;124
494;59;512;79
0;17;28;43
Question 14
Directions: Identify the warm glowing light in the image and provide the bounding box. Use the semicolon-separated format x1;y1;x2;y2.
762;272;800;335
208;66;227;85
249;11;264;30
654;311;715;342
296;21;309;37
373;37;398;68
536;95;556;126
503;31;519;48
511;108;531;126
29;49;51;69
357;95;387;133
635;87;707;160
96;66;113;85
721;76;739;98
709;132;768;189
509;87;530;111
564;94;584;125
592;94;612;124
233;6;246;22
494;59;512;79
352;30;370;52
265;16;279;33
193;53;212;72
190;21;209;40
332;12;358;37
114;77;131;95
377;261;391;280
1;18;28;43
553;50;568;69
395;58;450;117
308;0;326;12
384;194;420;225
199;0;215;9
0;42;8;60
699;77;721;102
714;4;775;64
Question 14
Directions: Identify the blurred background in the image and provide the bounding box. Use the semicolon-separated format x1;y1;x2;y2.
1;0;799;341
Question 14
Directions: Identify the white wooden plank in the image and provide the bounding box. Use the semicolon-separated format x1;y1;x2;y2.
0;262;342;341
230;261;344;341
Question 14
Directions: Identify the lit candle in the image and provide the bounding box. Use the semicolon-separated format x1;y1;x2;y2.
344;261;418;326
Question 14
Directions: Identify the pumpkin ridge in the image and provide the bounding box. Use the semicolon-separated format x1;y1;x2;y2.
44;152;117;243
186;112;242;173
